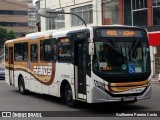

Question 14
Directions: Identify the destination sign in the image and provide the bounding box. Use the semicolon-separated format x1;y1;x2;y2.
59;38;70;43
96;29;144;37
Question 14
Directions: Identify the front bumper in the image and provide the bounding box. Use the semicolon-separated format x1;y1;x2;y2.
91;83;152;103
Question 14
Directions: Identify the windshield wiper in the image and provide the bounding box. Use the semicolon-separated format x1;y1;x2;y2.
107;38;123;55
129;38;139;56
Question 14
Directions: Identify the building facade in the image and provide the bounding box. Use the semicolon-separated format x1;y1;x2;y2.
28;0;37;33
0;0;29;37
39;0;160;79
39;0;160;31
40;0;102;31
35;0;41;31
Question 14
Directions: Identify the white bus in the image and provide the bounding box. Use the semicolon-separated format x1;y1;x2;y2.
5;25;151;107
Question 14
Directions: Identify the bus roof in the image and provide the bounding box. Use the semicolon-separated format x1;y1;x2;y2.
5;37;27;44
5;25;146;44
25;30;64;39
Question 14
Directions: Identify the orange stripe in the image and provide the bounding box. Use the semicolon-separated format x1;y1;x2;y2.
5;63;56;85
108;85;147;93
109;80;148;87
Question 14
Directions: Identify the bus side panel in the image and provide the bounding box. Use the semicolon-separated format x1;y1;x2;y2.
22;71;30;90
31;79;42;94
41;84;48;94
48;83;59;96
13;70;19;88
48;63;74;98
29;73;42;94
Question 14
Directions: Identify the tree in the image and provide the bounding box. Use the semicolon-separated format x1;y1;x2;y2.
6;31;16;40
0;27;7;47
0;27;16;47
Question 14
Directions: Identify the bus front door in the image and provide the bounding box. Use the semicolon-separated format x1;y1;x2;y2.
8;47;14;85
75;41;86;100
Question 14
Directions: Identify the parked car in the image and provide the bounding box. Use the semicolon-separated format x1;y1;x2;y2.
0;67;5;80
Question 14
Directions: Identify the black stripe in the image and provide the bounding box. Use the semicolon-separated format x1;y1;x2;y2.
0;22;28;27
0;10;27;15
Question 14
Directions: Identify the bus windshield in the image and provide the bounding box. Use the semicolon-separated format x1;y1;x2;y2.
93;39;150;74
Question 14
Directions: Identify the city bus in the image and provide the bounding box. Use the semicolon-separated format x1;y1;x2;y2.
5;25;151;107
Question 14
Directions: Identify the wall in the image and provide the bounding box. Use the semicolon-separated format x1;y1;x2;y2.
0;0;29;37
40;0;102;31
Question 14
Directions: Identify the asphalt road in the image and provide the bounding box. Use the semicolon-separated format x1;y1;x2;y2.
0;80;160;120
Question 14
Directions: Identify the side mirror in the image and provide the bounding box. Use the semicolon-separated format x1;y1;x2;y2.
89;43;94;56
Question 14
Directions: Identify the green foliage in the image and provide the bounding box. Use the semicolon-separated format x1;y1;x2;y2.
6;31;16;40
0;26;16;47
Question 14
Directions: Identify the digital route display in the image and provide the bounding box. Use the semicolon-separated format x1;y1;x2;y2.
96;29;144;37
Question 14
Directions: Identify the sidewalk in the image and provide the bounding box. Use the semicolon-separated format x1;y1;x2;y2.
151;79;160;84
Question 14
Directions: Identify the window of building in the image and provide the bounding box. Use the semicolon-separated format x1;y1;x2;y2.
30;44;38;62
153;0;160;25
153;0;160;6
71;5;93;26
46;18;55;30
0;22;28;27
124;0;148;26
124;0;132;25
14;43;23;62
132;0;147;10
0;10;27;15
58;37;72;62
23;42;28;62
132;0;147;26
133;10;147;26
102;0;119;25
40;39;57;62
5;45;8;61
46;11;65;30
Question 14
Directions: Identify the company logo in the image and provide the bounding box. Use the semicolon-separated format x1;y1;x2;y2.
33;66;52;75
2;112;11;117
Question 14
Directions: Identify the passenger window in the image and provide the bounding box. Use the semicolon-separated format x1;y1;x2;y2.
14;43;23;61
30;44;38;62
58;37;72;62
23;42;28;62
40;38;57;62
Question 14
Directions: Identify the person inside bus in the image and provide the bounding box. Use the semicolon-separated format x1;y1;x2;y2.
98;44;111;70
59;47;63;54
45;46;51;61
98;44;109;62
31;48;38;61
51;45;57;61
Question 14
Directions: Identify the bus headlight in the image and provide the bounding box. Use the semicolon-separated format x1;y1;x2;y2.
94;80;105;91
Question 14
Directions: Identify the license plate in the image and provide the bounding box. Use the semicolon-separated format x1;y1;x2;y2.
122;96;136;102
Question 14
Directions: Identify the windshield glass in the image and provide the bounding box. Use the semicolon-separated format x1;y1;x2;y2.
93;40;150;74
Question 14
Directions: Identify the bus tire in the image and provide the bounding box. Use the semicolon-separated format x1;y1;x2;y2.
18;77;27;95
65;84;76;108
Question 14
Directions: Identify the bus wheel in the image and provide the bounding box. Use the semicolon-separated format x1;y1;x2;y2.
18;77;27;95
65;84;76;108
